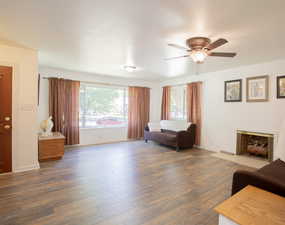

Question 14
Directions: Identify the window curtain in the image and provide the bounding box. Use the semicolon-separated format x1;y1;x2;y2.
49;78;80;145
128;86;150;139
161;86;171;120
187;82;202;146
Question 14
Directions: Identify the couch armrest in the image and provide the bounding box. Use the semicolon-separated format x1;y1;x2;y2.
177;131;190;141
176;130;195;148
232;170;285;197
187;124;196;133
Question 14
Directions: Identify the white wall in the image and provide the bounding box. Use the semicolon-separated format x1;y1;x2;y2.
38;66;161;145
160;59;285;158
0;43;39;172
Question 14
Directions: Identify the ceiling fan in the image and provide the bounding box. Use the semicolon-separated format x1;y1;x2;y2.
166;37;236;63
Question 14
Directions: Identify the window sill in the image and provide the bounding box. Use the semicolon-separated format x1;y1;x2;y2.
80;126;127;130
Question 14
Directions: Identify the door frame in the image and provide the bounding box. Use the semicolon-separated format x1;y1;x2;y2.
0;62;19;172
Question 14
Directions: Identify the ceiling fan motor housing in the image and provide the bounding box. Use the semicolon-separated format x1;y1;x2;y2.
186;37;211;50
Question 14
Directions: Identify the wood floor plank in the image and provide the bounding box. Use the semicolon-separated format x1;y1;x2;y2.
0;141;252;225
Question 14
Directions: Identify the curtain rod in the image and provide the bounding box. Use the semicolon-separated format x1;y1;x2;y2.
164;81;202;88
168;83;187;87
42;77;151;89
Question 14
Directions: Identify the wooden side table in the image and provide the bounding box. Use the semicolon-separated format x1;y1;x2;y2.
38;132;65;162
215;185;285;225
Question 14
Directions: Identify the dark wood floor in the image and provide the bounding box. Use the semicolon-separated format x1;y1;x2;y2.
0;141;252;225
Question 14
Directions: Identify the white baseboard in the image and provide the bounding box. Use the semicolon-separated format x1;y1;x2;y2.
220;150;235;155
13;162;40;173
65;139;131;148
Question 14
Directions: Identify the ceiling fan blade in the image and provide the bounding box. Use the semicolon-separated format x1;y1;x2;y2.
208;52;236;57
164;55;189;60
168;43;189;51
206;38;228;50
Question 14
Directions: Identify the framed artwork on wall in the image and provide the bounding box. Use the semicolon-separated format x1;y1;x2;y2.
224;79;242;102
277;75;285;98
246;75;269;102
38;73;40;106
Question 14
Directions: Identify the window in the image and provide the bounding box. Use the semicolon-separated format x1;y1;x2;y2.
170;85;187;120
80;83;128;128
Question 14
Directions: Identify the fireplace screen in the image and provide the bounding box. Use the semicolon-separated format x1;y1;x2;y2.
236;130;274;161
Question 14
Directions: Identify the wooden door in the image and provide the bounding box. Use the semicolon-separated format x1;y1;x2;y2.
0;66;12;173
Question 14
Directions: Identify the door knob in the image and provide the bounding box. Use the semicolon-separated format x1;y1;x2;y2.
3;125;11;130
4;117;11;121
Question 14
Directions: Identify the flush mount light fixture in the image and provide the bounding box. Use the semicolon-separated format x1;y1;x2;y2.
123;65;137;72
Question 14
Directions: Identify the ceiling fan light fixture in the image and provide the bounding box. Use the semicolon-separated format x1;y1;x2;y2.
167;37;236;63
190;50;208;63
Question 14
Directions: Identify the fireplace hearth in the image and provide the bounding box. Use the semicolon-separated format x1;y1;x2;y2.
236;130;274;162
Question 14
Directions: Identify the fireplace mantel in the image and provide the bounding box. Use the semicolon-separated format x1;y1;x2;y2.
237;128;279;137
237;130;274;138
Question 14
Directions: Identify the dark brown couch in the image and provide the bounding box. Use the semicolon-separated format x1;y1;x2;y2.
144;124;195;151
232;159;285;197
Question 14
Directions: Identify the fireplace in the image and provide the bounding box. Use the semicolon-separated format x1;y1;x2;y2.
236;130;274;162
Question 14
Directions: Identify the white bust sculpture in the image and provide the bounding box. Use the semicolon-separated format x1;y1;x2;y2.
40;116;54;136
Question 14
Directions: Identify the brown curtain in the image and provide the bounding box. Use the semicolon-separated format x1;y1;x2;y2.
49;78;80;145
161;86;171;120
49;78;65;133
187;82;202;146
128;87;150;139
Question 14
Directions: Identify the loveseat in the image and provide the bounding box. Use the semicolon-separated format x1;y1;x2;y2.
144;120;196;151
232;159;285;197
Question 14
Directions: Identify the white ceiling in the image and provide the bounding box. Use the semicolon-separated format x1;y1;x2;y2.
0;0;285;80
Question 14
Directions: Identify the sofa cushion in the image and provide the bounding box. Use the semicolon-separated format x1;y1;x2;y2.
257;159;285;182
148;122;161;132
160;120;191;132
151;132;176;144
162;133;177;141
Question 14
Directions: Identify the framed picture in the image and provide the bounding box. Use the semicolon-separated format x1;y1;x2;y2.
224;79;242;102
277;75;285;98
246;75;269;102
38;73;40;105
